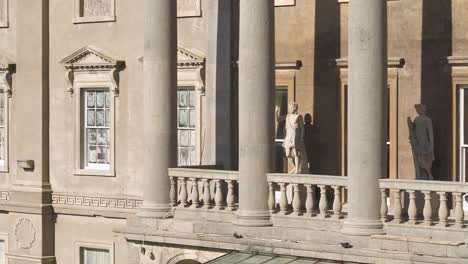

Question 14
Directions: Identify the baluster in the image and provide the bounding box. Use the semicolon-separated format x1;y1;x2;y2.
380;189;388;222
203;179;212;209
179;177;188;207
319;185;328;218
407;190;417;224
268;182;276;213
226;180;235;211
332;186;342;219
305;184;315;217
437;192;448;227
292;184;302;216
423;191;433;226
279;183;288;215
393;189;402;223
455;193;465;228
190;178;200;208
214;180;224;210
169;177;177;207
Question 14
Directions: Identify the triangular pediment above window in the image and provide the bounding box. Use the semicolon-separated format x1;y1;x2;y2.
138;45;205;68
59;46;123;70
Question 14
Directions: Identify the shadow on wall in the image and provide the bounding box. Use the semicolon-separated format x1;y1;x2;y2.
420;0;452;181
312;0;341;175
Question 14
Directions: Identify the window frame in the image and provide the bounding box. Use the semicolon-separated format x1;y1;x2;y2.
0;62;12;173
75;241;114;264
73;0;116;24
177;87;197;166
0;233;8;264
74;77;116;177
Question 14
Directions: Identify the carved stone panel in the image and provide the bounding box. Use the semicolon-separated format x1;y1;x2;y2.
81;0;112;17
177;0;201;18
275;0;296;7
15;218;36;249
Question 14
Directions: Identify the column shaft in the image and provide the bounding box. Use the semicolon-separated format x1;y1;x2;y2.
204;0;233;169
342;0;387;235
235;0;275;226
138;0;177;218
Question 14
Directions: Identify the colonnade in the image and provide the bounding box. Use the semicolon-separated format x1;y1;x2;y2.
139;0;388;235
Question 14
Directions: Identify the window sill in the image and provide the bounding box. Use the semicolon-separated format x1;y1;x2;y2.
0;22;8;28
73;16;116;24
74;169;115;177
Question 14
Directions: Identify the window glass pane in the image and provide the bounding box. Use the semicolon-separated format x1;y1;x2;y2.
189;110;196;128
97;146;108;163
179;148;189;166
0;92;4;110
87;129;97;145
190;130;196;147
87;110;96;126
189;90;196;107
80;247;110;264
190;148;196;165
88;146;97;164
96;109;105;126
179;90;188;107
180;130;189;147
179;110;188;128
105;109;110;127
87;91;95;107
97;129;109;145
105;91;111;108
96;92;105;108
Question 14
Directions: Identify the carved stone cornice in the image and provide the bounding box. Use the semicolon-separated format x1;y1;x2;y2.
52;193;142;210
59;46;124;96
333;57;405;69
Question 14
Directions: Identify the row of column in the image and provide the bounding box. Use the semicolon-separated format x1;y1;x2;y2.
139;0;388;235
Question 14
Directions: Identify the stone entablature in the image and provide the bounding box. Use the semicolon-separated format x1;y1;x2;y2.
52;193;142;210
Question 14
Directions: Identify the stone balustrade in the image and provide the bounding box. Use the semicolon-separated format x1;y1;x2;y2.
267;173;348;219
379;179;468;228
168;168;239;211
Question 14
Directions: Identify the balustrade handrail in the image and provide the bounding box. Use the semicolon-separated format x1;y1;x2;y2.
168;168;238;181
267;173;348;187
379;178;468;193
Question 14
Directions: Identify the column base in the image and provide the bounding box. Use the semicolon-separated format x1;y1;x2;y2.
341;219;385;236
137;202;172;219
234;210;272;227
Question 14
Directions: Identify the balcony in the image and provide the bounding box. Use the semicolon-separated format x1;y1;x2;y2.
122;168;468;263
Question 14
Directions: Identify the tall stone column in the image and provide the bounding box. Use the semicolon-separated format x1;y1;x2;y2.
235;0;275;226
138;0;177;218
204;0;233;169
342;0;387;236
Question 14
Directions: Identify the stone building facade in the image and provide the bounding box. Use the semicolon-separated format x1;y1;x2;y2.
0;0;467;263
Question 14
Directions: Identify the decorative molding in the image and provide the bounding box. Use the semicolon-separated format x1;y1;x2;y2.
0;191;9;201
52;193;142;210
276;61;303;71
446;56;468;67
14;218;36;249
59;45;124;96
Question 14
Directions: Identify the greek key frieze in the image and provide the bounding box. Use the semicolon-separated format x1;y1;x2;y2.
52;193;142;210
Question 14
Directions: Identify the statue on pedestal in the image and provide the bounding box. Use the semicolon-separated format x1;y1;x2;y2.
407;104;434;180
276;102;308;174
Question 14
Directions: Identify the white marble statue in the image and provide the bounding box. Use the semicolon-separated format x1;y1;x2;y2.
407;104;434;180
276;102;308;174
